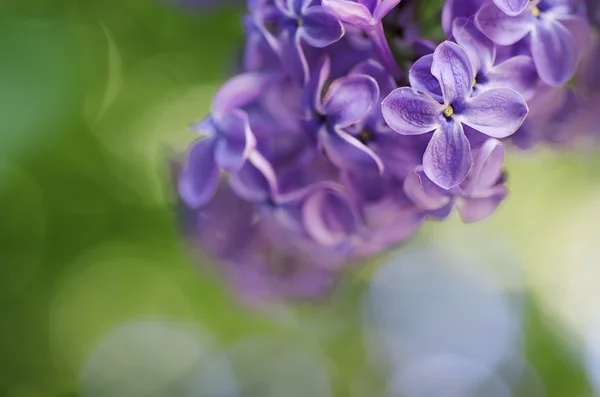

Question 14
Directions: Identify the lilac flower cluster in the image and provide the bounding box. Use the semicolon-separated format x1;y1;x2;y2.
175;0;596;303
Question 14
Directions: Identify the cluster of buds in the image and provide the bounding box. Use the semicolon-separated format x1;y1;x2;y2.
174;0;598;303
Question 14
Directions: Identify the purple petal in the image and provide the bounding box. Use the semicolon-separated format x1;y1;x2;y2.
442;0;484;37
323;75;379;127
190;116;218;137
350;59;396;98
301;6;345;48
486;55;538;100
460;88;528;138
413;39;437;58
373;0;402;21
456;187;507;222
281;29;310;84
530;18;577;86
228;151;278;202
403;167;451;211
321;0;374;29
185;182;256;261
303;56;330;115
452;17;496;73
357;0;378;13
302;188;359;247
423;120;472;189
288;0;312;15
211;73;272;118
475;1;535;46
178;138;220;208
431;41;474;104
214;109;256;172
556;16;592;58
408;54;443;103
382;87;443;135
492;0;528;16
319;126;384;173
342;169;385;203
463;138;505;193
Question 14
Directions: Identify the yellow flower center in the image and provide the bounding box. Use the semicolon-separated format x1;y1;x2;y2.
531;7;540;17
358;130;372;144
443;106;454;118
472;77;477;87
297;18;304;26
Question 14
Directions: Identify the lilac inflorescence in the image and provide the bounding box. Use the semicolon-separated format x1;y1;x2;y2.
175;0;597;303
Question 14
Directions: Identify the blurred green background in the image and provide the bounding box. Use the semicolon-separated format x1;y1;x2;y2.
2;1;600;396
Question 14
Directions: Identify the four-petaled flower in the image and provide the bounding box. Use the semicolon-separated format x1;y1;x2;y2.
322;0;403;78
404;138;508;222
476;0;590;86
178;72;271;207
304;57;384;173
410;17;538;101
382;41;528;189
257;0;345;82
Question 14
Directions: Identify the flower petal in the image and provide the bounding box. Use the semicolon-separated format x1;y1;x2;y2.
492;0;528;16
442;0;484;36
556;15;592;62
382;87;443;135
288;0;312;15
530;18;577;86
373;0;402;21
178;138;220;208
214;109;256;172
281;28;310;84
321;0;374;29
452;17;496;73
461;88;528;138
475;1;535;46
403;167;451;211
357;0;378;13
408;54;443;103
302;188;359;247
350;59;396;99
431;41;474;105
301;6;345;48
319;126;384;173
228;151;278;202
463;138;505;194
211;72;272;118
423;120;472;189
456;186;507;223
303;56;331;115
323;74;379;127
485;55;538;100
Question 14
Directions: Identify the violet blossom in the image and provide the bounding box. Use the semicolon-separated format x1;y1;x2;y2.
322;0;404;78
171;0;597;303
381;41;528;189
476;0;590;86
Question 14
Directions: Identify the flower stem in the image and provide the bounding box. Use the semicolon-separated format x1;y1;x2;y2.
368;23;403;80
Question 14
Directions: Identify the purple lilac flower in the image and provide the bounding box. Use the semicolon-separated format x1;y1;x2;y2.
173;0;597;303
476;0;590;86
322;0;404;78
442;0;484;36
410;18;538;102
179;72;272;207
253;0;344;82
303;56;384;173
381;41;528;189
403;138;508;222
